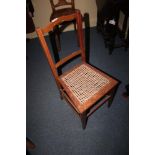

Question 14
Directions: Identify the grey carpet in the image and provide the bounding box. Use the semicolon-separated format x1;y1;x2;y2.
26;27;129;155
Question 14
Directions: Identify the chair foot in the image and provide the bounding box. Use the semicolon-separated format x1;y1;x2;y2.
108;86;118;108
80;112;87;129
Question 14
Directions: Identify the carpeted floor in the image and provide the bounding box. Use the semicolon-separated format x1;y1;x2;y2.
26;27;129;155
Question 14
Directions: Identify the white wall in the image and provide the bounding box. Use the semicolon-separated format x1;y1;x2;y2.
27;0;97;38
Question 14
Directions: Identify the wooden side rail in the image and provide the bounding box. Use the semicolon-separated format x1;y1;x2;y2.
55;50;81;68
42;13;77;33
60;89;81;114
87;95;111;117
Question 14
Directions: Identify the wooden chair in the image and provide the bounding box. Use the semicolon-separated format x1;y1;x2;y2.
49;0;76;51
26;138;36;150
36;10;119;129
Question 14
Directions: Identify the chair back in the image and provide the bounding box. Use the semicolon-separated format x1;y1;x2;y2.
36;10;85;88
50;0;75;12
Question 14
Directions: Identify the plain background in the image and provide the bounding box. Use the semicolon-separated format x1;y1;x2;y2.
1;0;155;155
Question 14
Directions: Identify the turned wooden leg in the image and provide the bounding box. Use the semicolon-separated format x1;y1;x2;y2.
108;86;118;108
80;112;88;129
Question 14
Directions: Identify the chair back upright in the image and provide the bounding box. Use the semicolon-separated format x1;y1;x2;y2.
36;10;85;88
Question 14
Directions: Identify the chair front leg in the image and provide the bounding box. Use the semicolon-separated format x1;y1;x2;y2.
80;112;88;129
108;85;118;108
58;86;64;100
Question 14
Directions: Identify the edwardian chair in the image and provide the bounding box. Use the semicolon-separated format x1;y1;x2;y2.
49;0;76;51
36;10;119;129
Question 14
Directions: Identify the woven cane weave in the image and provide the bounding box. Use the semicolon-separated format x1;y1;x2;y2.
61;64;110;104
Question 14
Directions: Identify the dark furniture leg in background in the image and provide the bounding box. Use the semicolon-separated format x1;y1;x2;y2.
49;31;62;75
84;13;90;63
96;0;129;54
